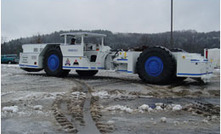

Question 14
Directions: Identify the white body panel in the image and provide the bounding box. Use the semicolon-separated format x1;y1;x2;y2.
174;52;213;82
60;44;84;57
204;48;220;68
19;44;47;68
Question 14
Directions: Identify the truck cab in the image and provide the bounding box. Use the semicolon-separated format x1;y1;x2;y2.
59;32;111;70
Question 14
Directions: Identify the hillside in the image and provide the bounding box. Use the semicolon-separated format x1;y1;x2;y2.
1;30;220;55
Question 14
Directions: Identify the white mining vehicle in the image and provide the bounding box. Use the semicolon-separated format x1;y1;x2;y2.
19;32;214;84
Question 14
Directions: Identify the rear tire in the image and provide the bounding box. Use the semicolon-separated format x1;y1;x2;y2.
43;47;70;77
136;46;176;84
76;70;98;77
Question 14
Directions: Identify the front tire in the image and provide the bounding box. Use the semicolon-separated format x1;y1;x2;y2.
136;46;176;84
43;47;70;77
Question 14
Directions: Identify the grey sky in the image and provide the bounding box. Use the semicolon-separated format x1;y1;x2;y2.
1;0;220;41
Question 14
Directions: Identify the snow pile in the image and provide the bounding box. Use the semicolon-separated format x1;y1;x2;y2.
174;121;180;126
107;120;115;124
202;119;209;124
2;106;18;113
92;91;109;99
138;104;153;112
138;104;149;110
160;117;167;123
105;105;133;113
155;103;164;111
155;106;163;111
172;104;182;111
71;91;86;99
155;103;163;107
33;105;43;110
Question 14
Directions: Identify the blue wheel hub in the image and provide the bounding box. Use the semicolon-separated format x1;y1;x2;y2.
145;56;164;77
47;54;59;71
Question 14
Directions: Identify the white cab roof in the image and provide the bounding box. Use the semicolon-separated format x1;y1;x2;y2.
60;32;106;38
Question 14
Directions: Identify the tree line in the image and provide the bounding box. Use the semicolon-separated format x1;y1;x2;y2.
1;29;220;55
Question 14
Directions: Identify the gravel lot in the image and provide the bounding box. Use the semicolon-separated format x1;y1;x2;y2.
1;64;220;134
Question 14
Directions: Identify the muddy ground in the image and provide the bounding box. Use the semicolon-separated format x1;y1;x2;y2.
1;64;220;134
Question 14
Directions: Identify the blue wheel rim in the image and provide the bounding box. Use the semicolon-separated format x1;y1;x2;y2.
47;54;59;71
145;56;164;77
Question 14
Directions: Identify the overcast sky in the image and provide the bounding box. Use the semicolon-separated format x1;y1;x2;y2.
1;0;220;41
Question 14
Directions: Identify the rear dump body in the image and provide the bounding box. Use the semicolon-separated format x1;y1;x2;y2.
19;43;214;83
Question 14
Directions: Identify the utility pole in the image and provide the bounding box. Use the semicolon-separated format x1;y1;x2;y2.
171;0;174;48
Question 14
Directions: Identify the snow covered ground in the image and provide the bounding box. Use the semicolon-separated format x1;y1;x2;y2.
1;64;220;134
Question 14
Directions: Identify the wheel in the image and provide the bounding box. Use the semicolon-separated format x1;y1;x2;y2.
136;46;176;84
76;70;98;77
43;47;70;77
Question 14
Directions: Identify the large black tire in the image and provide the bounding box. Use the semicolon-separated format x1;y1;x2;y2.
136;46;176;84
76;70;98;77
43;47;70;77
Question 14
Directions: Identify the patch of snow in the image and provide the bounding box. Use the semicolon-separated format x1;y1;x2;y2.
138;104;149;110
202;119;209;124
183;121;188;124
33;105;43;110
138;104;153;112
107;120;115;124
17;111;27;116
174;121;180;126
138;109;144;113
148;107;153;112
105;105;133;113
155;106;163;111
160;117;167;123
172;104;182;111
92;91;109;99
2;106;18;113
155;103;163;106
71;91;86;99
211;115;218;120
16;92;66;101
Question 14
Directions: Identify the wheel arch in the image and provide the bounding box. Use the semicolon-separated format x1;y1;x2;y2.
39;44;62;68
